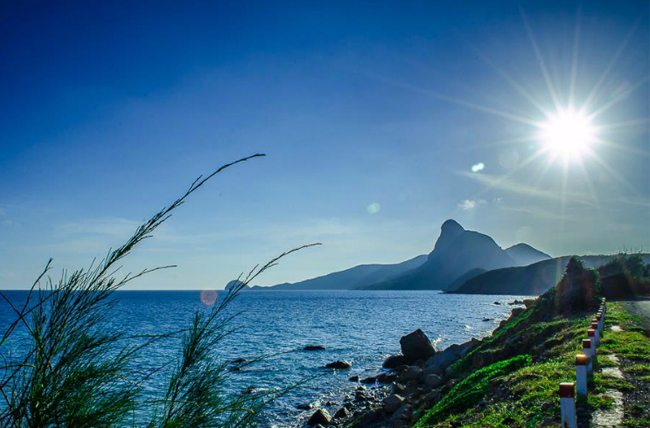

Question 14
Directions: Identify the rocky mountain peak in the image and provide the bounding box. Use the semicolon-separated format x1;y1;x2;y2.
440;219;464;235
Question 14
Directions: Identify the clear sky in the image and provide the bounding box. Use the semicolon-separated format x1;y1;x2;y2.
1;1;648;290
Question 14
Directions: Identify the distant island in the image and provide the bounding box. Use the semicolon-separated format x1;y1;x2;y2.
235;219;649;296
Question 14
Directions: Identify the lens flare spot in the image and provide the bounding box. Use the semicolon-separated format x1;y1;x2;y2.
366;202;381;214
471;162;485;173
200;289;218;306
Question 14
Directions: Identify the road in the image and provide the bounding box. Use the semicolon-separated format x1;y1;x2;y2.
623;299;650;333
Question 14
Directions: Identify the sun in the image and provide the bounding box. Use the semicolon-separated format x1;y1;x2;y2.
537;107;598;162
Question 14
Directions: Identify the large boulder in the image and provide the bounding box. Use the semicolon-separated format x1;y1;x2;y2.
307;409;332;426
424;338;478;375
399;329;435;362
383;354;408;369
424;346;461;375
377;372;397;383
425;373;443;388
399;365;423;383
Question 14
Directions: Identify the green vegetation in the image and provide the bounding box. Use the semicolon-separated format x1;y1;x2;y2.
414;355;531;427
0;155;312;427
555;256;600;315
597;302;650;427
599;253;650;299
414;257;650;427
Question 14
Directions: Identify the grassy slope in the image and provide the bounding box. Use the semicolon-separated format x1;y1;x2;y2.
597;302;650;427
413;299;649;427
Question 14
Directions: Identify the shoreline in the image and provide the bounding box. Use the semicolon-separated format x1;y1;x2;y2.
300;299;532;427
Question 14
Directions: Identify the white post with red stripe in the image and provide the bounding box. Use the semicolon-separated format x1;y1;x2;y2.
582;338;593;375
575;353;589;398
560;382;577;428
589;324;599;346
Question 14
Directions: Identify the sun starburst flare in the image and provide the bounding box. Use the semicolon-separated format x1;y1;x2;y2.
537;107;598;163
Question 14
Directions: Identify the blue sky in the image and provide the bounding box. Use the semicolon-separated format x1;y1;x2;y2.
1;1;648;289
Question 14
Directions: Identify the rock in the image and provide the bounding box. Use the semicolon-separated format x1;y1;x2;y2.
424;373;443;388
296;402;314;410
325;360;351;369
494;301;501;305
458;338;479;358
511;307;525;317
348;375;359;382
303;345;325;351
383;394;405;413
422;389;442;406
360;376;376;384
523;298;536;308
231;357;247;364
424;346;461;375
391;382;406;394
307;409;331;426
334;407;349;419
399;329;435;362
399;365;422;382
383;354;408;369
508;299;524;305
392;403;411;422
377;372;397;384
482;318;493;322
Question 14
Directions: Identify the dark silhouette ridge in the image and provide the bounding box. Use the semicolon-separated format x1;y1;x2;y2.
364;219;549;291
450;253;650;295
253;254;427;291
252;219;551;292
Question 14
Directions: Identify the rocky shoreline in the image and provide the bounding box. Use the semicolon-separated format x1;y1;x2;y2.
302;300;533;427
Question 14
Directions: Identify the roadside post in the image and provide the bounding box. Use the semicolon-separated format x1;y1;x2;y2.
575;354;589;397
559;382;577;428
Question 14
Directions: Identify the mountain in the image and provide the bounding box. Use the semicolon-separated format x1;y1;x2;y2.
225;279;248;291
364;219;544;291
505;243;551;266
256;254;428;291
449;257;571;295
446;267;487;291
449;254;650;295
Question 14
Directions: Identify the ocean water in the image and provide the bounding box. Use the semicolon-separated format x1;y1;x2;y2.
0;290;530;426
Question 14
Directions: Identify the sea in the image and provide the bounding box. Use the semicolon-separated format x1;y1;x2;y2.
0;290;531;427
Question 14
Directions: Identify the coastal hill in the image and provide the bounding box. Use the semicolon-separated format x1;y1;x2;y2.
253;219;550;291
326;255;650;427
504;243;551;266
450;254;650;295
363;219;550;291
253;254;427;291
